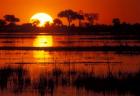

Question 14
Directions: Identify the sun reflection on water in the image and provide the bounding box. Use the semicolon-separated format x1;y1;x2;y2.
33;35;53;63
33;35;53;47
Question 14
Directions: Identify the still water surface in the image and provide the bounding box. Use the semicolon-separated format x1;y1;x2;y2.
0;33;140;96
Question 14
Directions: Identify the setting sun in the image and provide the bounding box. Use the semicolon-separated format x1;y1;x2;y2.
30;13;53;27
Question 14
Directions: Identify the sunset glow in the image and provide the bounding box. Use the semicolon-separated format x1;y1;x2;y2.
30;13;53;27
0;0;140;96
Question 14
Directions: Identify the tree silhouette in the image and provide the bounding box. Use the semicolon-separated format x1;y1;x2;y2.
4;15;20;25
112;18;121;32
77;14;84;27
0;19;6;27
53;18;63;26
85;13;98;26
58;9;78;27
77;10;85;27
112;18;121;26
31;19;40;27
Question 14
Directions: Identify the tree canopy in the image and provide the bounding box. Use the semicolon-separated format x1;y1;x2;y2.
53;18;63;26
58;9;80;27
4;15;20;24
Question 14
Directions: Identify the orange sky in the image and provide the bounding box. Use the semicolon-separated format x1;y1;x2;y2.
0;0;140;24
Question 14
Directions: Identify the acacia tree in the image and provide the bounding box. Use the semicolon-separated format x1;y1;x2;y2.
4;15;20;25
58;9;78;27
77;14;84;27
85;13;98;26
76;10;84;27
53;18;63;26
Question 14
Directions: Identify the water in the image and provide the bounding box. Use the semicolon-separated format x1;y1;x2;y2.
0;32;140;96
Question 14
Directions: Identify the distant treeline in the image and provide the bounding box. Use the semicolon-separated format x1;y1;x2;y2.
0;9;140;35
